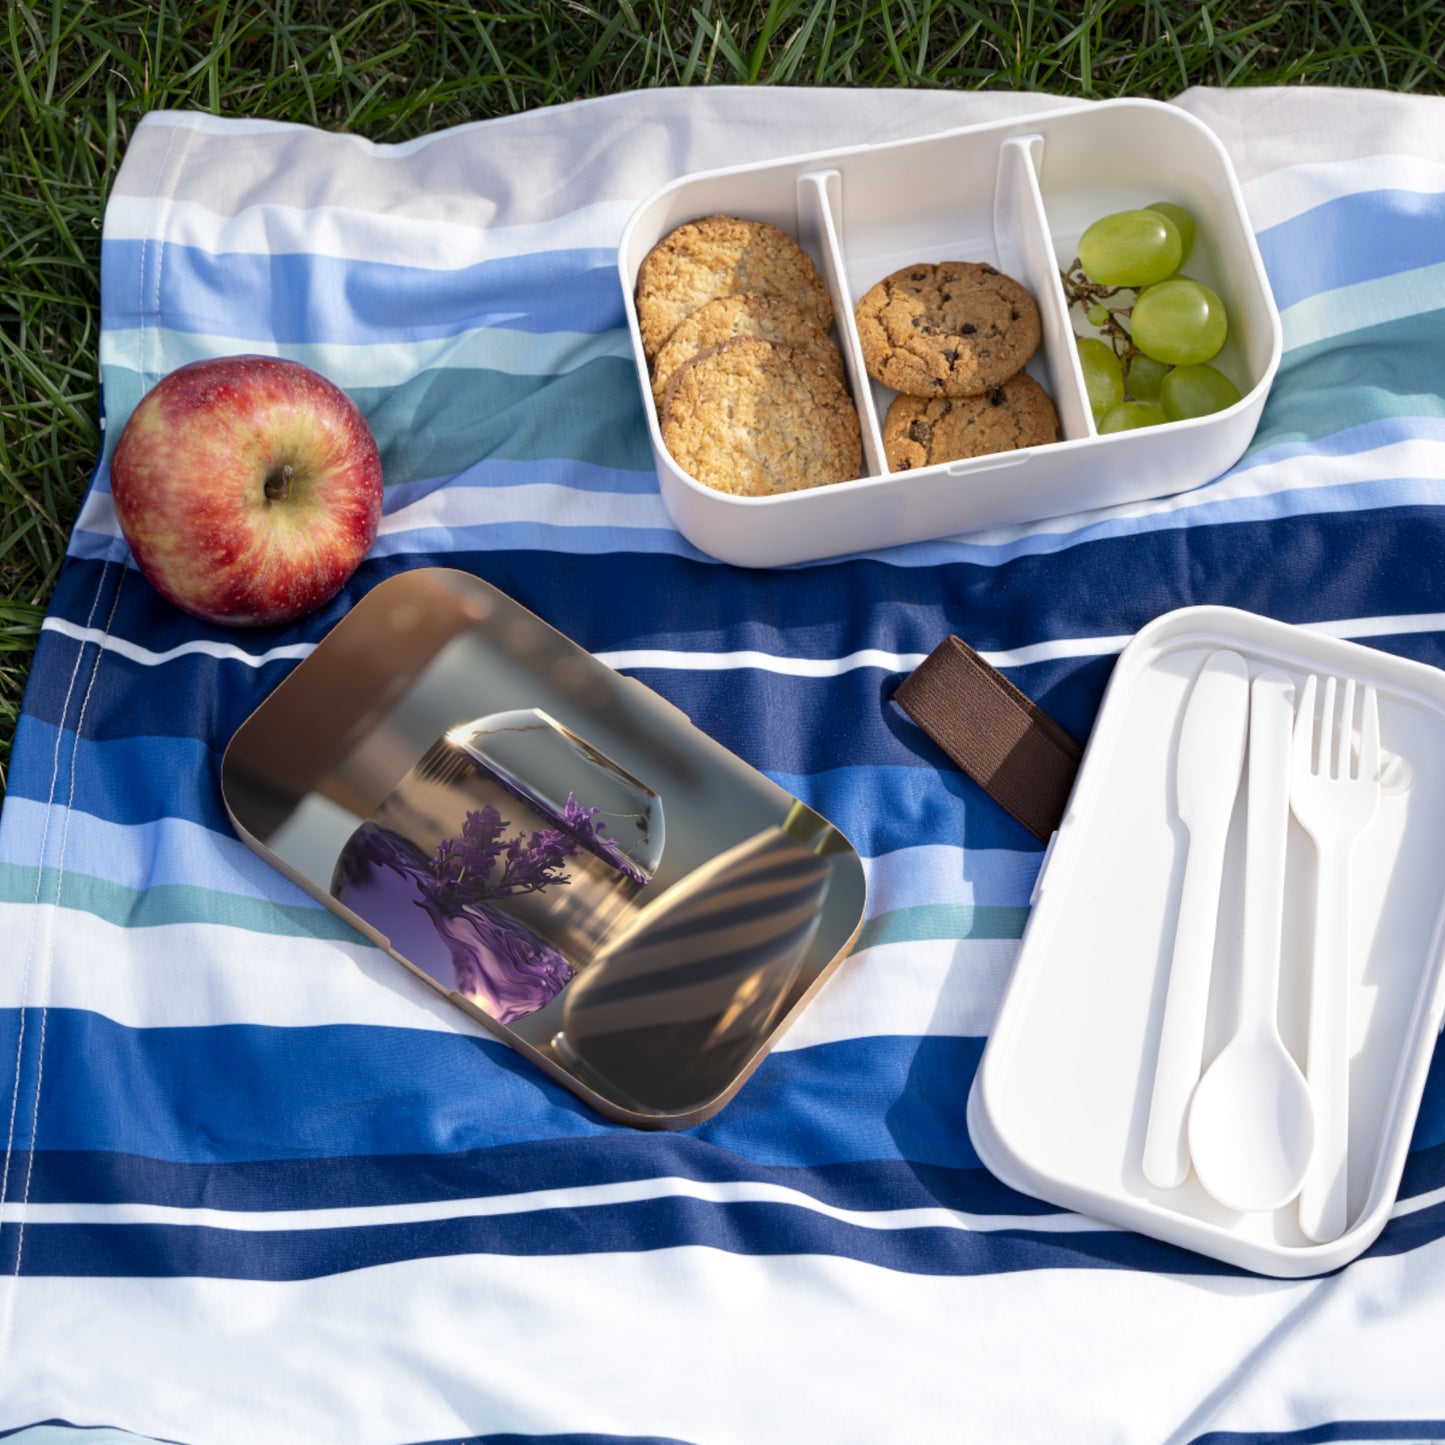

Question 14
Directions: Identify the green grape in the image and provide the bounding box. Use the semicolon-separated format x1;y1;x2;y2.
1076;337;1124;419
1147;202;1196;264
1125;353;1168;404
1160;363;1242;420
1098;401;1168;433
1086;304;1111;327
1130;277;1228;366
1077;209;1183;288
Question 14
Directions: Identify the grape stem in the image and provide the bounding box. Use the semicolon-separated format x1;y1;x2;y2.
1061;258;1139;363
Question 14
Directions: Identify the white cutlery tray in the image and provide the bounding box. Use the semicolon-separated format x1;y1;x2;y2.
618;99;1282;568
967;606;1445;1276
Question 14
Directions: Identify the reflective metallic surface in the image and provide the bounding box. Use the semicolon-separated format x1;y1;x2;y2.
221;568;867;1126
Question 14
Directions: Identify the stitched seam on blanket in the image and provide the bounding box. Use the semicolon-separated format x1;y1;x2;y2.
6;569;129;1298
0;114;192;1380
0;572;105;1288
0;566;115;1375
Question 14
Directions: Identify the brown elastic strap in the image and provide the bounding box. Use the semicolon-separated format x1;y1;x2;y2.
893;635;1083;843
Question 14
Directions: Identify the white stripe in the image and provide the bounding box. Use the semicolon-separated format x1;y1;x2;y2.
40;608;1445;680
0;902;1009;1044
99;323;633;390
859;842;1041;912
0;1175;1096;1237
1241;153;1445;233
917;434;1445;554
1390;1180;1445;1219
377;482;674;536
6;1167;1436;1235
597;609;1445;676
72;424;1445;570
774;938;1016;1050
0;903;462;1034
133;95;689;156
103;194;637;266
12;1236;1445;1444
38;616;315;669
1280;258;1445;352
593;638;1127;674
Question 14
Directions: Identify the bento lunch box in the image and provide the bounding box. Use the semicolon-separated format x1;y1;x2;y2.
618;98;1282;568
968;607;1445;1277
221;569;867;1129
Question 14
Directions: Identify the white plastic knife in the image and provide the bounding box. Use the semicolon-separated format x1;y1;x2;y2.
1142;649;1251;1189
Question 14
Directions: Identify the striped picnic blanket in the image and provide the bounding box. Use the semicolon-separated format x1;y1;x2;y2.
3;85;1444;1443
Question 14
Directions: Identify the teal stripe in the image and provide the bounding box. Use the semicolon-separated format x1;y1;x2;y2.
99;323;634;391
100;356;656;484
352;358;653;483
0;861;362;942
1250;308;1445;456
854;903;1030;951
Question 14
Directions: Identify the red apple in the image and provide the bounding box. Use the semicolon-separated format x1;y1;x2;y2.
110;354;384;627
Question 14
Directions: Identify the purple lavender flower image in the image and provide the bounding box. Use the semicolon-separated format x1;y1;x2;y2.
431;805;578;905
332;810;579;1026
561;793;651;885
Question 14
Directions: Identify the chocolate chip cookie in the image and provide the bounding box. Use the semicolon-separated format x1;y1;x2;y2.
854;262;1041;397
650;291;844;410
882;373;1059;471
660;336;861;497
636;216;835;361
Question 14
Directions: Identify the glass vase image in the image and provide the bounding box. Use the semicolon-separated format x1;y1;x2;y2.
330;709;664;1025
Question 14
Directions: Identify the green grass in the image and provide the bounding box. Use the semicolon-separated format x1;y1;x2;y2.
3;0;1444;795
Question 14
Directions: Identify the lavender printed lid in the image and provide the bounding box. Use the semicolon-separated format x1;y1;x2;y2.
221;568;866;1126
331;711;663;1026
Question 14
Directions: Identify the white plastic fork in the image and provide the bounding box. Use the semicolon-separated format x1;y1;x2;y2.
1290;674;1381;1243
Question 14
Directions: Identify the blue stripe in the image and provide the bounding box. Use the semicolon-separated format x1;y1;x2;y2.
0;800;324;904
1245;412;1445;467
419;1436;695;1445
22;555;1445;779
15;1145;1050;1218
1191;1422;1445;1445
41;506;1445;687
76;408;1445;582
0;1200;1235;1281
6;1147;1442;1287
7;723;231;832
1255;186;1445;311
7;1006;1441;1189
372;475;1445;570
3;710;1051;857
772;763;1045;855
0;1009;985;1170
100;241;624;345
0;1425;688;1445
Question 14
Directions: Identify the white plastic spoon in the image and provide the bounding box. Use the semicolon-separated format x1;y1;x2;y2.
1188;668;1316;1213
1142;649;1251;1190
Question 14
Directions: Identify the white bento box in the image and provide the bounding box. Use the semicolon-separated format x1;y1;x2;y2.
617;98;1282;568
968;607;1445;1277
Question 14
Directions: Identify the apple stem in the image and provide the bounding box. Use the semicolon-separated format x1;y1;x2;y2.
264;463;294;502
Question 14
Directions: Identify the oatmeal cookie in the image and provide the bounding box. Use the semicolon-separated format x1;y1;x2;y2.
854;261;1041;397
660;336;861;497
882;373;1059;470
650;291;844;410
636;215;835;360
